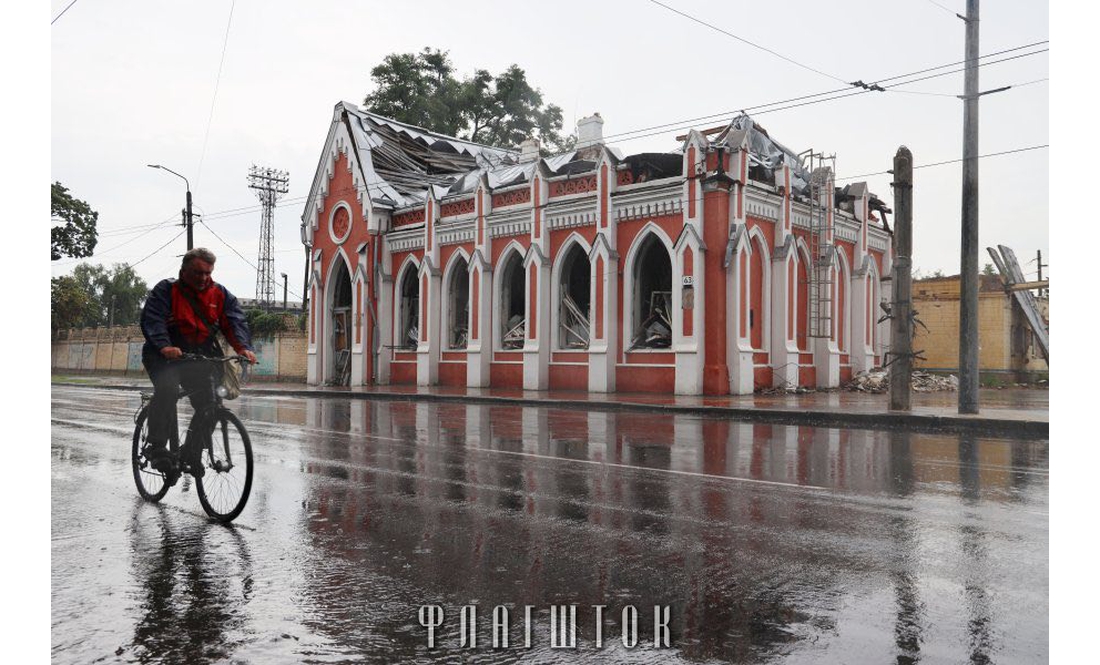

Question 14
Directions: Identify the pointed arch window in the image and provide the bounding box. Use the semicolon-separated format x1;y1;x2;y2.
558;244;591;349
448;257;469;349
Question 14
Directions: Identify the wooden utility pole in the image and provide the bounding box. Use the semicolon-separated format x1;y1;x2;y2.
890;147;914;411
958;0;981;414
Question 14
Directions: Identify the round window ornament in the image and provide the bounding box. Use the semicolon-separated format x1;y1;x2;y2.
330;206;351;244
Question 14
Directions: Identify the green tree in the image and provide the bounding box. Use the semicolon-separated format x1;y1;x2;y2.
51;182;99;260
982;263;997;276
72;262;148;327
51;275;96;330
364;48;573;152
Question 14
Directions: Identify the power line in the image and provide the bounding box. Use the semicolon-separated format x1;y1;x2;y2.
199;219;304;301
51;0;79;25
196;0;236;191
920;0;962;19
648;0;850;84
52;213;182;266
834;144;1048;182
600;41;1047;143
131;229;186;269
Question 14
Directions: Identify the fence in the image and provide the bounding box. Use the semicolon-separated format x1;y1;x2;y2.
51;325;308;382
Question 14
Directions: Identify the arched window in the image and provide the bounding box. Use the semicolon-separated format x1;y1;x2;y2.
630;234;672;349
558;243;591;349
398;267;419;350
499;252;525;349
331;258;353;385
796;249;810;352
749;235;767;350
447;257;469;349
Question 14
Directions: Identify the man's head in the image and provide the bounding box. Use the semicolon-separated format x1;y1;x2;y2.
180;247;217;291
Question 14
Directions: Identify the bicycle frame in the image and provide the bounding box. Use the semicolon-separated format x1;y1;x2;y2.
137;355;247;477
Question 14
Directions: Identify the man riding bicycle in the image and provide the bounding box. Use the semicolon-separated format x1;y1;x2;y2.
140;248;257;475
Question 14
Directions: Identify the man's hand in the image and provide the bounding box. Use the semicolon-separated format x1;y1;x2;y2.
241;350;258;364
160;346;183;360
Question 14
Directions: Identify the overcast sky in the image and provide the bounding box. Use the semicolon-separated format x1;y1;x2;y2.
50;0;1049;299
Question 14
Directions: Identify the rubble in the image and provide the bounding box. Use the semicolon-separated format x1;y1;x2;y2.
843;370;958;393
631;291;673;349
560;293;590;348
503;315;525;349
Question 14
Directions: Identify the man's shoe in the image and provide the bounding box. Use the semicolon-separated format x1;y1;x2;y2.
145;445;176;475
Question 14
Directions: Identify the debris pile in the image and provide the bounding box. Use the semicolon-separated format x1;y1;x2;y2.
758;384;814;395
631;291;673;349
912;371;959;392
502;315;525;349
844;370;958;393
560;294;590;348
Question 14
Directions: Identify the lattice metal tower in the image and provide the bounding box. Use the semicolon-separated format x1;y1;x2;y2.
247;165;289;309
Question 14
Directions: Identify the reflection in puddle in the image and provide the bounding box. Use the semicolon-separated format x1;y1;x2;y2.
277;398;1046;663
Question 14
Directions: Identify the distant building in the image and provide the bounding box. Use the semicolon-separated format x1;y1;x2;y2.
912;274;1048;379
238;298;303;313
300;103;894;392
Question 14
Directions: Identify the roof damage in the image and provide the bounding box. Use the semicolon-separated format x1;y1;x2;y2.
325;103;889;227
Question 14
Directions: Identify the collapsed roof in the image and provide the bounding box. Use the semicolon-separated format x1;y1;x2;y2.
327;103;887;225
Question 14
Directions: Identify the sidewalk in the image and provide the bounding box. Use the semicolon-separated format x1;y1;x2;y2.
52;373;1049;439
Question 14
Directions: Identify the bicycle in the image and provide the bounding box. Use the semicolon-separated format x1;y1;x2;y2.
131;354;254;522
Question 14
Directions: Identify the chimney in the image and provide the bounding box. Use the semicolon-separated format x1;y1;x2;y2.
577;113;604;149
519;137;540;163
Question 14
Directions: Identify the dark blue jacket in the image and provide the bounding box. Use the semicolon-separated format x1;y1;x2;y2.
140;278;252;366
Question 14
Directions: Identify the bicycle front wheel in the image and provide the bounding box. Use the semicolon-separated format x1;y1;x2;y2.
195;410;253;522
132;406;170;502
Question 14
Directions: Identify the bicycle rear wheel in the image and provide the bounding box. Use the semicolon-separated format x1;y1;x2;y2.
132;406;170;502
195;410;253;522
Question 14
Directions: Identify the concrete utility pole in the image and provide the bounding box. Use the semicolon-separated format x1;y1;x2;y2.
958;0;981;414
147;164;193;250
890;147;913;411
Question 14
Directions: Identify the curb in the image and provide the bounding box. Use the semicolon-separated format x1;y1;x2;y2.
54;382;1048;440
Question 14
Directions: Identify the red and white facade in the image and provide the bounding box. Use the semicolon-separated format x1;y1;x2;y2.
301;103;892;394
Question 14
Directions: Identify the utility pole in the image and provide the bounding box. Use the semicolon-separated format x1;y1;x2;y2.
281;273;288;311
890;147;914;411
148;164;192;250
185;188;193;250
1036;250;1047;297
247;165;289;310
958;0;981;414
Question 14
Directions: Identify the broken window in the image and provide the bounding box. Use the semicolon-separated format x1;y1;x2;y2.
500;253;525;349
631;235;673;349
558;244;590;349
448;257;469;349
398;268;419;350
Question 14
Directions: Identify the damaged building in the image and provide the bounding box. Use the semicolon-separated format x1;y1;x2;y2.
300;103;893;394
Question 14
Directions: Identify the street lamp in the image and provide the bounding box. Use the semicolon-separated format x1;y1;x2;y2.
147;164;193;250
280;273;288;311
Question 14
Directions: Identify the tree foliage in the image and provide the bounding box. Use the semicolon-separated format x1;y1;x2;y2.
51;182;99;261
51;276;96;330
66;262;149;327
363;48;574;153
245;309;294;338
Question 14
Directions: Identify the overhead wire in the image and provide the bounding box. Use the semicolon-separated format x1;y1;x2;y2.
198;219;304;301
647;0;850;84
834;144;1049;182
51;0;80;25
195;0;236;192
130;229;186;269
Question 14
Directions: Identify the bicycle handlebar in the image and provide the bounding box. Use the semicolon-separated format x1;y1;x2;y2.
176;353;254;364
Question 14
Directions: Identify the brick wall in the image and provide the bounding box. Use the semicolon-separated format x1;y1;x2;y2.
913;275;1047;373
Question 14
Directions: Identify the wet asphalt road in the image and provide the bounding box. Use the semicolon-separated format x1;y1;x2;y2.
51;385;1048;664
